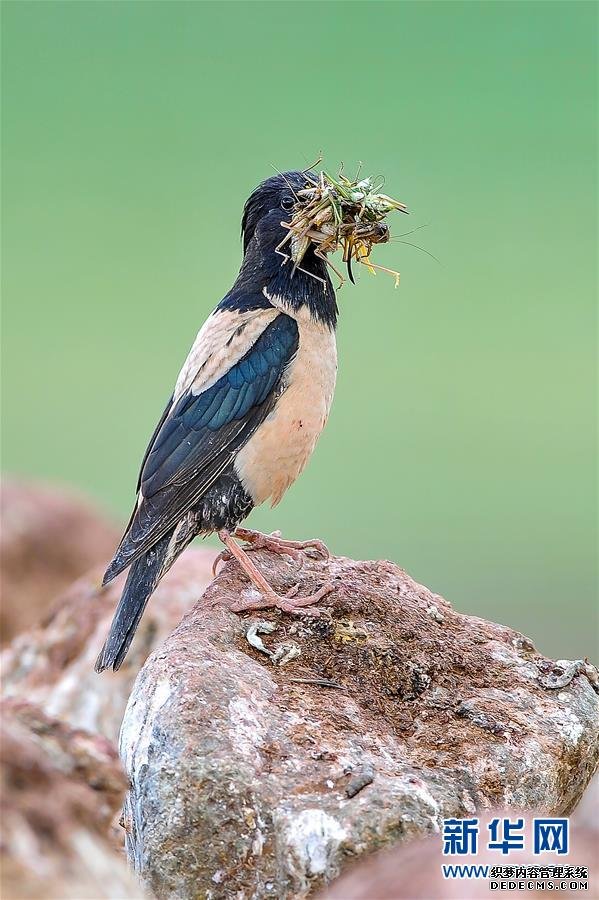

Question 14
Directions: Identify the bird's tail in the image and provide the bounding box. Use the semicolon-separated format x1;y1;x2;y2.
95;528;178;673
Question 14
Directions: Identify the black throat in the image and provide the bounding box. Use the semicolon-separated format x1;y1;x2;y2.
237;233;338;329
268;245;338;329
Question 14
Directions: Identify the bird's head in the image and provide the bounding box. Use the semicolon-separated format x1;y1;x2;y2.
237;167;405;326
239;171;337;327
241;171;311;256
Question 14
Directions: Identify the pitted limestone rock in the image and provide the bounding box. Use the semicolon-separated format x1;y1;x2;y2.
119;551;599;899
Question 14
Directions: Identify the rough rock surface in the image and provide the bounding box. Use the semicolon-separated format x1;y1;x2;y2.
318;781;599;899
1;548;217;742
0;477;119;643
0;698;145;899
119;551;599;899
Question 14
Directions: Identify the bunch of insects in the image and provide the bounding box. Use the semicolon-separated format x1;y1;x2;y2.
277;166;408;287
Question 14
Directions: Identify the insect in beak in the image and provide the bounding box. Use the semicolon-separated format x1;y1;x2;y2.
277;169;407;288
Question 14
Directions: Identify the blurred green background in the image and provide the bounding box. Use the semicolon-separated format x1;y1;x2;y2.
2;2;596;658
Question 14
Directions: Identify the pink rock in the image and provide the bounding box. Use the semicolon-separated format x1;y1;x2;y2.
0;478;119;643
2;547;217;742
0;698;145;900
117;551;599;898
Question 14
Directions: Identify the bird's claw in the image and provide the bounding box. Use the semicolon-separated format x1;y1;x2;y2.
212;529;330;578
212;548;232;576
234;528;330;562
229;581;334;616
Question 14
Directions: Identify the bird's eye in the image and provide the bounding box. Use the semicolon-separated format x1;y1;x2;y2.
280;196;295;212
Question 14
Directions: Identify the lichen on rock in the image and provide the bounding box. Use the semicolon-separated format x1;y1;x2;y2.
118;551;599;899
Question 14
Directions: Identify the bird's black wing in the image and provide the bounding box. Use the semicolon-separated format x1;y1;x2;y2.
135;393;173;494
103;312;298;583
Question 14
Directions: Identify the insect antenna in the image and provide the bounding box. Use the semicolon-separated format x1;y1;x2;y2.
389;239;441;264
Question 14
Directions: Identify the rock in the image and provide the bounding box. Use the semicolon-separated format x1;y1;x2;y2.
1;547;217;742
318;779;599;899
0;698;145;899
118;552;599;899
0;477;119;643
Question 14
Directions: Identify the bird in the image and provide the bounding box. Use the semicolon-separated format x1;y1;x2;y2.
95;171;341;672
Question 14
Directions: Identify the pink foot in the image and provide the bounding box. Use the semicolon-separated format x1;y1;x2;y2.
212;528;329;576
228;581;334;616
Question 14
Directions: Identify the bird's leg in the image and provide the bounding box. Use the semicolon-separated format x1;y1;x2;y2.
212;527;329;575
215;529;334;615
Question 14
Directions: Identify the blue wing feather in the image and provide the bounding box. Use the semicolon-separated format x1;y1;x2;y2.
104;312;299;583
142;312;298;492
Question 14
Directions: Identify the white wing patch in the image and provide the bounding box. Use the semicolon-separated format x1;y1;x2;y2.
173;307;279;402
